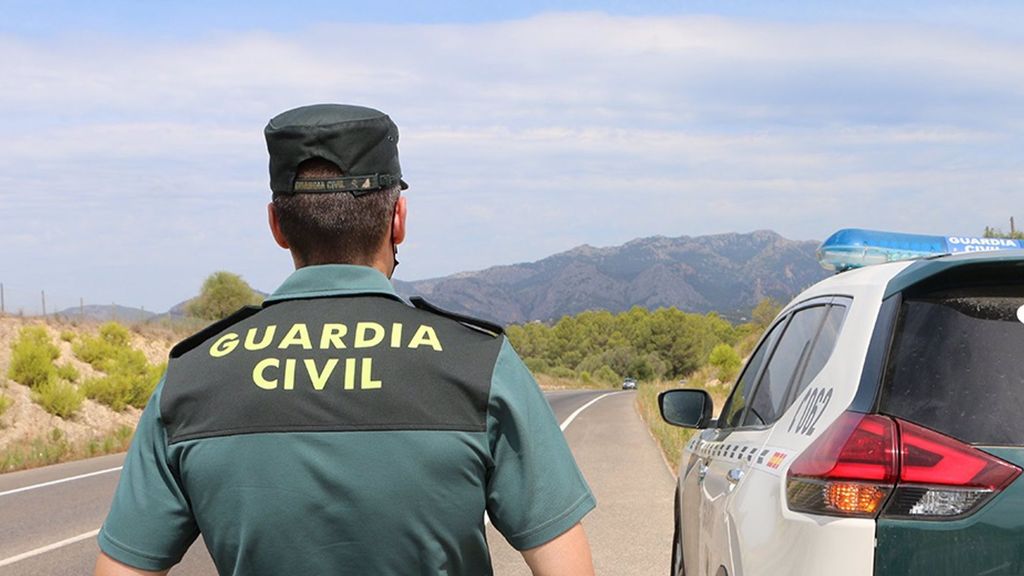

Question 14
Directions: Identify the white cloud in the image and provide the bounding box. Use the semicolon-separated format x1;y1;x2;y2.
1;12;1023;311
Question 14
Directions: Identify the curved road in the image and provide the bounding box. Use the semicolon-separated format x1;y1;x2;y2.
0;390;675;575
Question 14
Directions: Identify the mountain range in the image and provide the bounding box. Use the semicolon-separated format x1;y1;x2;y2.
393;230;828;324
57;230;829;326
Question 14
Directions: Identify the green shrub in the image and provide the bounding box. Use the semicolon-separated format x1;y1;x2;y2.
0;394;11;421
32;379;84;418
73;322;134;372
56;363;80;383
592;365;620;385
187;271;263;321
59;330;76;343
81;375;134;411
86;425;134;457
548;366;576;379
709;343;742;383
8;326;59;389
82;361;164;411
523;358;551;374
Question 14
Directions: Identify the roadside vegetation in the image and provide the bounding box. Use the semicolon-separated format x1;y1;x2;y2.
186;271;263;321
8;325;60;389
0;394;10;421
0;426;134;473
0;317;174;473
511;298;781;472
7;325;85;418
634;300;778;471
507;306;754;387
74;322;165;411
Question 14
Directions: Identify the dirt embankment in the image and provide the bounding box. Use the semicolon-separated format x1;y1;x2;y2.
0;316;175;456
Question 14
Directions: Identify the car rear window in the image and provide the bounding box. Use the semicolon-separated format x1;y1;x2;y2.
881;283;1024;445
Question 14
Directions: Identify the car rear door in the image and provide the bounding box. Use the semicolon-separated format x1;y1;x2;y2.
874;269;1024;575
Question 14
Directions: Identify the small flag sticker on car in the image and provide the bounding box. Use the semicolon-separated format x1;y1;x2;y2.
767;452;787;469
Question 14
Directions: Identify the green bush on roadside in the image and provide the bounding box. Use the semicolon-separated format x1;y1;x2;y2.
32;379;84;418
592;365;620;385
7;326;60;389
85;425;134;457
59;330;76;343
56;363;80;383
74;322;164;410
548;366;576;379
73;322;133;372
0;394;11;421
82;362;163;411
708;343;742;383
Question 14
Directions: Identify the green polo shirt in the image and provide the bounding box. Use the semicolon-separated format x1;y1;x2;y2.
98;265;595;575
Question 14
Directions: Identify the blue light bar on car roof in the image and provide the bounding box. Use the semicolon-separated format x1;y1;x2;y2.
818;228;1024;272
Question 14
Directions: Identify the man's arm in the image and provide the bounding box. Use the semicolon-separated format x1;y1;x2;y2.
94;552;169;576
520;523;594;576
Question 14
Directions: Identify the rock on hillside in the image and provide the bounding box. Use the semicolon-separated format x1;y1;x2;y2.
394;230;827;324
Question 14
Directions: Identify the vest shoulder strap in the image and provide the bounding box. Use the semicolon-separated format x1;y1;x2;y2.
169;306;263;359
409;297;504;337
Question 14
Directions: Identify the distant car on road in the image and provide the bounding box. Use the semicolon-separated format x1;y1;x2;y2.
622;378;637;390
660;229;1024;576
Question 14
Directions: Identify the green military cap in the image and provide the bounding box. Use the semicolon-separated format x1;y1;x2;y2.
265;103;409;197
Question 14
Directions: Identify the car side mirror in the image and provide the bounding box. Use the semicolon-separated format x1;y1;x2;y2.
659;389;714;429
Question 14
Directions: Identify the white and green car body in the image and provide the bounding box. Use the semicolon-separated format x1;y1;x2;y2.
664;240;1024;576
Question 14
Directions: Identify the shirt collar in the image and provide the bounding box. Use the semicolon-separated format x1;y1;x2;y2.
265;264;399;304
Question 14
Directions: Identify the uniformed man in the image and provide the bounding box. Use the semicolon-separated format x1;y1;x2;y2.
94;104;596;576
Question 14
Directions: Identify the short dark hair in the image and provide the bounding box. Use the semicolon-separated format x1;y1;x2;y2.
273;158;400;266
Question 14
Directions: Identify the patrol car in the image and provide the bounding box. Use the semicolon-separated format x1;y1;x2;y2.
659;229;1024;576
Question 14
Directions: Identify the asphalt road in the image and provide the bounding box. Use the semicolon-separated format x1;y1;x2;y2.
0;389;675;575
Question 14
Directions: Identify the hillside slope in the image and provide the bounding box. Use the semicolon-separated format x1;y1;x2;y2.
0;318;174;469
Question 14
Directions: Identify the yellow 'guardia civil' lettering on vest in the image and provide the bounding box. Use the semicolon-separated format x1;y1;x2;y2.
206;322;443;391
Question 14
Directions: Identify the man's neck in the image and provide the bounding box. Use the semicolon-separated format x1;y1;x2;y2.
291;252;395;279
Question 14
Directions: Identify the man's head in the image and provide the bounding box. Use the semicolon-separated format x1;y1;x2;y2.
264;104;408;275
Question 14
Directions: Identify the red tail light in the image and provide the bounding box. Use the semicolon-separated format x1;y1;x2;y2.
787;413;897;517
786;412;1022;520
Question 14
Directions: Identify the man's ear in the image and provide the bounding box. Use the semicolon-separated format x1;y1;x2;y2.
392;196;407;246
267;202;290;249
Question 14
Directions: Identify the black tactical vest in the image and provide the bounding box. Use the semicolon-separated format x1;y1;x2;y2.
161;295;504;445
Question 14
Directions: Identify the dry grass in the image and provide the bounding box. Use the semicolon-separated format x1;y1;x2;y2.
0;425;134;473
634;375;733;474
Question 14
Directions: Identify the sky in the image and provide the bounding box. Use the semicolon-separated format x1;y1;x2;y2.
2;0;1023;314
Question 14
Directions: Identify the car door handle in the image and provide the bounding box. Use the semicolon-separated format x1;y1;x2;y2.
727;468;744;484
698;462;709;483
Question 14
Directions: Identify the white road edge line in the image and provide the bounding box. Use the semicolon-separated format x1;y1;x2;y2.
486;391;620;527
560;391;621;431
0;529;100;568
0;466;123;498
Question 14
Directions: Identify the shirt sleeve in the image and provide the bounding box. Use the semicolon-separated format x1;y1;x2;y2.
97;378;199;571
485;338;596;550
